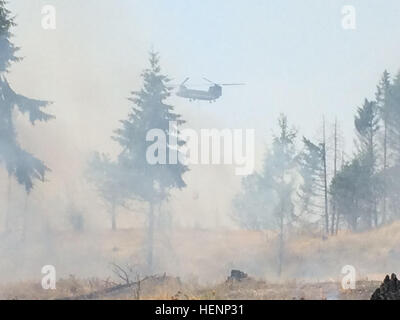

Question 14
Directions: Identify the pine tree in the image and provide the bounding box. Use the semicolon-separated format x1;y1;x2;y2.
330;159;370;231
298;137;325;222
376;71;391;224
383;71;400;220
264;114;298;276
0;2;53;231
387;72;400;162
298;118;331;237
86;153;131;231
113;51;188;272
354;99;380;227
233;114;297;276
233;172;277;230
355;99;380;166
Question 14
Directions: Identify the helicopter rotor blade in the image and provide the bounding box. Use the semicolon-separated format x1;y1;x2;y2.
203;77;216;85
203;78;245;86
181;77;190;86
169;83;210;87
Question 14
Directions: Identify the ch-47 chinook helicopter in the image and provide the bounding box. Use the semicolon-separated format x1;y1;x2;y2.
175;77;245;103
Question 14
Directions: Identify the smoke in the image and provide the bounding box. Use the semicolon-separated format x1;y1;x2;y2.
2;0;400;288
0;1;267;283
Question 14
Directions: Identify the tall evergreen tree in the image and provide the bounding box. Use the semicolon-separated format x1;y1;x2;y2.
387;72;400;162
113;51;188;272
298;137;325;223
298;118;332;236
382;71;400;221
233;114;298;276
232;172;277;230
376;71;391;224
355;99;380;167
330;158;371;231
354;99;380;227
262;114;298;276
0;2;53;231
86;153;131;231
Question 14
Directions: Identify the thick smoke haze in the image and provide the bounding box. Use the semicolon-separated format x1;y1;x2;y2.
1;0;400;292
3;0;259;232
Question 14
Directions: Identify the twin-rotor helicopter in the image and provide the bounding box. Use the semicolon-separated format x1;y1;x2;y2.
172;77;245;103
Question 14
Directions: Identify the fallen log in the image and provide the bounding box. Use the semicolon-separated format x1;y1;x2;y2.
57;275;157;300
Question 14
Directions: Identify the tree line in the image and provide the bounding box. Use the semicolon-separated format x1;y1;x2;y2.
232;71;400;274
234;71;400;233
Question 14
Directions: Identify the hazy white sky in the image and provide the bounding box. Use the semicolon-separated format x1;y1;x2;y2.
3;0;400;227
8;0;400;145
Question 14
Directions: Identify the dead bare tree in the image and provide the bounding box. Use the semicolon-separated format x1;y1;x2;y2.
322;117;329;236
111;262;143;300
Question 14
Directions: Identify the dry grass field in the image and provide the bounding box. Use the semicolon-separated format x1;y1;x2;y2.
1;221;399;299
0;275;380;300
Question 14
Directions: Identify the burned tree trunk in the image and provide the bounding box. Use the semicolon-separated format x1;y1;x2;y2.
371;274;400;300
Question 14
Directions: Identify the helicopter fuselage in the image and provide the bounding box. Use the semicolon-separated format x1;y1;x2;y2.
176;84;222;102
